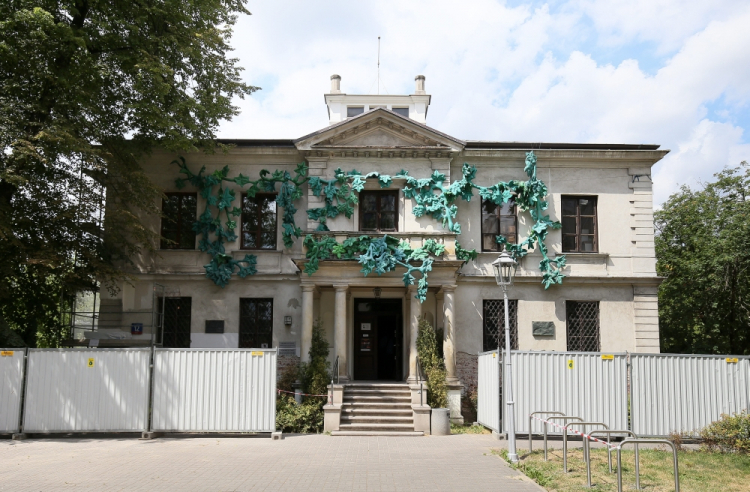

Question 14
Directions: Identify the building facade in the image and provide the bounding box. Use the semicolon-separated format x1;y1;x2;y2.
97;75;666;423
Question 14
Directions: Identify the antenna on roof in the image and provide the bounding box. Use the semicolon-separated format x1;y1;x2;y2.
377;36;381;95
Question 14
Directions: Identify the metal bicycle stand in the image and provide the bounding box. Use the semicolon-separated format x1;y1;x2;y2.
543;416;583;472
616;439;679;492
563;422;609;487
587;430;639;476
528;411;566;459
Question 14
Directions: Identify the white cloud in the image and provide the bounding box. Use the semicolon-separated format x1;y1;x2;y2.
220;1;750;204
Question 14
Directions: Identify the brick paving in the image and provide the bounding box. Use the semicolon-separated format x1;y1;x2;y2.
0;434;543;491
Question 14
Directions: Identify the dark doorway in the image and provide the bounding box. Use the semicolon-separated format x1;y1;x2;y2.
157;297;192;348
353;298;403;381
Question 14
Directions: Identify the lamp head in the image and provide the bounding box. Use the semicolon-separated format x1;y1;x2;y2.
491;249;518;287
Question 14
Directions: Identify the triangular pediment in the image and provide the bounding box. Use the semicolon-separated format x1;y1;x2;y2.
294;108;465;153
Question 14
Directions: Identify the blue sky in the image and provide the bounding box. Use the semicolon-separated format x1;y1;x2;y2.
220;0;750;205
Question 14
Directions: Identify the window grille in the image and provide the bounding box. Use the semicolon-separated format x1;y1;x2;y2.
566;301;600;351
239;298;273;349
483;299;518;352
157;297;192;348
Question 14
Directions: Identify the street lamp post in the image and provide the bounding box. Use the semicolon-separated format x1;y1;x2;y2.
492;249;519;462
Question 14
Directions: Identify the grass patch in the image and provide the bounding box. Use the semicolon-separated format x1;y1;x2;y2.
494;446;750;491
450;423;491;435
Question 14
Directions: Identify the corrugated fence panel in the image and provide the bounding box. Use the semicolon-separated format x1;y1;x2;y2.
0;349;24;433
631;353;750;437
477;350;500;432
23;348;151;432
506;351;629;435
152;348;276;432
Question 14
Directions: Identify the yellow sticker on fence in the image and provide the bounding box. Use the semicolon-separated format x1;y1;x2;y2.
87;358;95;368
567;359;574;369
251;351;264;356
726;358;739;363
601;354;614;360
493;353;497;358
0;351;13;357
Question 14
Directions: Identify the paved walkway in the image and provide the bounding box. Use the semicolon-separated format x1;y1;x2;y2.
0;434;543;491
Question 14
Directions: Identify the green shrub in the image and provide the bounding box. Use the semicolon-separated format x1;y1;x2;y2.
416;316;447;409
701;411;750;453
275;320;330;433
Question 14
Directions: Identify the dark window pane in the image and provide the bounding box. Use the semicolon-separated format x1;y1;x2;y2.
158;297;192;348
242;194;277;249
579;198;595;215
347;106;364;117
580;217;594;235
483;216;499;234
562;235;577;252
161;194;197;250
381;195;396;212
240;298;273;349
562;217;577;234
580;236;595;252
380;213;396;230
392;107;409;117
562;198;577;216
483;235;499;251
362;213;377;230
499;202;515;216
361;194;377;213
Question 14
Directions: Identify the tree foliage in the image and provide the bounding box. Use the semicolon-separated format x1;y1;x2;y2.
0;0;256;344
656;162;750;354
416;316;447;409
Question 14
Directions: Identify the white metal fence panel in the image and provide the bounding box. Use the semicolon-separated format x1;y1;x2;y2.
23;348;151;432
507;351;629;435
152;348;276;433
1;349;24;433
631;353;750;437
477;350;500;432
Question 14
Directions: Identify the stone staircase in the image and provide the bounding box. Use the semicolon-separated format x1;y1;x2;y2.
331;383;423;436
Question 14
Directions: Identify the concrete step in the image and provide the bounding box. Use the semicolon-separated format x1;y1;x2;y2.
343;396;411;403
340;416;413;425
330;431;424;437
338;423;416;432
344;389;411;396
341;402;413;410
341;408;413;417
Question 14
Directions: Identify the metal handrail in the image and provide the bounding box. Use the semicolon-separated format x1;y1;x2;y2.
528;411;566;456
328;356;340;405
564;422;609;486
617;439;679;492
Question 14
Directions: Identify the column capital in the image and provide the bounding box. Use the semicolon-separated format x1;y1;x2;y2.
301;284;317;293
406;284;419;294
440;284;458;293
333;283;349;292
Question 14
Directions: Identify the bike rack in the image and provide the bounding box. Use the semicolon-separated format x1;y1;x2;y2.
528;411;566;458
587;430;639;475
564;421;609;484
542;416;583;470
616;439;679;492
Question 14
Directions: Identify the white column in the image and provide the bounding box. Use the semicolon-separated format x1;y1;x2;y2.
442;284;458;384
407;285;421;383
333;284;349;381
300;285;315;363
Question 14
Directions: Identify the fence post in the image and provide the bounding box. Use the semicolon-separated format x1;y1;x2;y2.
12;348;29;440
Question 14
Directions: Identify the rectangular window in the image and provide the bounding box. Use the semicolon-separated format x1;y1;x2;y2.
241;194;277;250
359;191;399;232
392;107;409;117
561;196;598;253
347;106;364;118
157;297;192;348
483;299;518;352
481;199;517;251
239;298;273;349
161;193;197;249
566;301;600;351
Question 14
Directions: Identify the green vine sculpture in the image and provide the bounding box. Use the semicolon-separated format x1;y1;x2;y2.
302;235;445;301
172;157;307;287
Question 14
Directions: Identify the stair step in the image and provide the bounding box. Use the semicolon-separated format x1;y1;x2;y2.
342;402;412;408
341;408;413;416
341;417;413;425
345;389;411;395
339;423;416;431
331;431;424;437
344;395;411;401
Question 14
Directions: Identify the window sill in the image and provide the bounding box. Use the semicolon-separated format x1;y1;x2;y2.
554;252;609;259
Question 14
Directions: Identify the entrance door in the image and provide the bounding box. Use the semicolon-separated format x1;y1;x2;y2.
353;298;403;381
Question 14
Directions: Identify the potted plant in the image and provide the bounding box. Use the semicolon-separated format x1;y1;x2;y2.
417;317;449;435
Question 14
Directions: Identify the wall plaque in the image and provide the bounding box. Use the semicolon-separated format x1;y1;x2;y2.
205;320;225;334
532;321;555;336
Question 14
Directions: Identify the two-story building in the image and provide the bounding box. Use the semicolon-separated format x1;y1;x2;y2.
95;74;666;432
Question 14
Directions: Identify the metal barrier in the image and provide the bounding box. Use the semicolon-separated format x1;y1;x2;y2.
22;348;151;433
0;348;25;433
477;350;500;432
508;351;628;435
564;422;609;485
617;439;679;492
631;353;750;437
528;411;565;458
151;348;276;433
